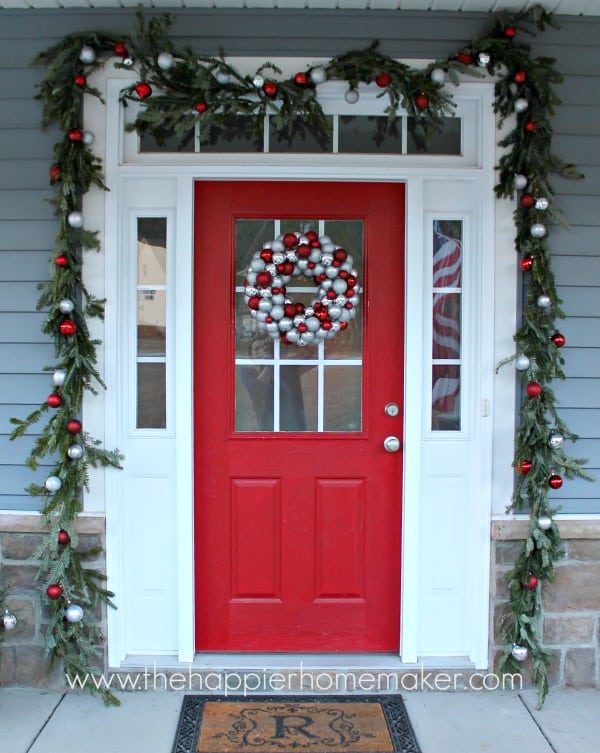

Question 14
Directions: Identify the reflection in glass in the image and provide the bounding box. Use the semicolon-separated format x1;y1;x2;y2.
279;366;316;432
236;364;275;432
235;220;275;286
432;365;460;431
338;116;402;154
433;220;462;288
137;363;166;429
138;218;167;285
137;290;166;356
407;117;462;155
324;366;361;431
432;293;461;360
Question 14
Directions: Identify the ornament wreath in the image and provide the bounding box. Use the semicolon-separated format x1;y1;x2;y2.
10;3;592;706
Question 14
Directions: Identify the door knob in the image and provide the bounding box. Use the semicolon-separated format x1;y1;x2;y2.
383;436;401;453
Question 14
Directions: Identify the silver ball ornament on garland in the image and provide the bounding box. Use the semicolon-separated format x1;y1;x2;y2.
431;67;446;84
122;57;134;67
537;294;552;309
157;52;174;71
83;131;95;146
67;211;84;229
514;353;531;371
477;52;491;67
549;433;564;449
514;97;529;113
45;475;62;493
53;368;67;387
537;515;553;531
535;197;549;211
310;66;327;85
2;608;17;631
59;299;75;314
65;604;84;623
511;644;529;662
344;88;360;104
79;45;96;65
252;74;264;88
67;444;84;460
216;70;231;85
530;223;547;238
513;174;528;190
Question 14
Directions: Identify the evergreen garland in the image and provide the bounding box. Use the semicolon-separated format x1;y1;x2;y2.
12;3;592;706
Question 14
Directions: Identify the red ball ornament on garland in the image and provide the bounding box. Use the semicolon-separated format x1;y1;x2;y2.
518;459;533;475
114;41;128;57
194;102;207;113
520;193;535;208
415;94;429;110
524;574;539;590
514;70;527;83
262;81;278;98
135;82;152;99
504;26;517;38
59;320;76;336
55;255;69;268
375;72;391;88
50;165;62;182
47;393;62;409
74;74;87;87
456;52;473;65
525;121;536;132
526;381;542;398
46;584;63;600
283;232;298;248
548;473;563;490
520;256;534;272
66;419;82;434
551;332;566;348
58;530;70;546
68;128;84;142
294;72;308;87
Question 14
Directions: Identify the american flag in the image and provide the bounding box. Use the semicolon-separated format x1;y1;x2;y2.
432;221;462;414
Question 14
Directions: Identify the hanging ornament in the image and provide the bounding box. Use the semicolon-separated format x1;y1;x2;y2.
524;574;539;590
549;433;564;449
525;120;536;132
294;72;308;86
430;68;446;84
58;529;70;546
511;644;528;662
82;131;95;146
477;52;491;67
47;393;62;409
375;72;391;88
415;93;429;110
66;418;82;434
513;174;528;190
67;444;84;460
46;584;63;600
551;332;566;348
548;473;563;490
67;211;84;229
514;70;527;83
520;256;534;272
537;294;551;309
59;320;76;336
49;165;61;182
114;42;128;58
518;459;532;475
252;74;264;88
456;51;473;65
157;51;174;70
345;88;360;104
53;369;67;387
504;26;517;39
514;97;529;113
530;223;547;238
262;81;278;98
79;45;96;65
515;353;530;371
122;57;134;68
520;193;535;208
526;382;542;397
535;197;549;211
215;70;231;85
2;608;17;630
55;255;69;268
135;82;152;99
65;604;84;623
309;66;327;85
58;299;74;314
194;102;207;113
45;475;62;492
74;74;87;88
537;515;553;531
68;128;84;143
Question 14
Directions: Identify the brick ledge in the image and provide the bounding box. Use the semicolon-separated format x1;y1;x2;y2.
492;518;600;540
0;513;104;534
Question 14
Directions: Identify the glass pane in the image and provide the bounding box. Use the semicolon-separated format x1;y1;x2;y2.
324;366;361;431
433;220;462;288
139;128;195;153
280;365;317;432
200;116;262;153
236;220;275;288
432;293;461;360
235;296;275;358
338;116;402;154
432;365;460;431
269;117;333;153
407;117;461;155
137;290;166;356
236;364;274;432
138;218;167;285
137;363;166;429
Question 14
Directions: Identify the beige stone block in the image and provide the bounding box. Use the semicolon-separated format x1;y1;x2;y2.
495;570;511;600
0;532;45;561
568;540;600;561
541;562;600;612
2;596;36;641
0;564;40;590
564;648;597;688
495;540;524;565
543;614;594;644
0;645;64;688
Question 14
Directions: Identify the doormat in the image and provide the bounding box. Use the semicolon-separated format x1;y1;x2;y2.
172;696;421;753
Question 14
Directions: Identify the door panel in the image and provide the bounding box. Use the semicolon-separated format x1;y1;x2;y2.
194;181;404;651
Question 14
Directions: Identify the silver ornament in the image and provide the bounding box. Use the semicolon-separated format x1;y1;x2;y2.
305;307;315;317
122;57;134;68
59;299;75;314
245;286;259;297
335;295;347;306
255;311;268;323
278;317;293;332
515;353;530;371
328;304;342;320
300;331;315;344
293;315;306;327
266;322;280;334
431;68;446;84
321;242;335;254
312;264;324;277
271;294;285;305
549;433;564;449
271;240;285;253
249;258;265;272
537;515;552;531
325;266;339;279
258;299;273;312
65;604;84;623
259;288;273;299
509;82;518;96
537;294;552;309
321;254;334;266
157;52;174;71
67;211;84;229
270;305;284;320
333;278;348;294
286;251;298;263
310;66;327;85
286;329;300;343
67;444;84;460
53;369;67;387
2;609;17;631
514;97;529;113
253;74;265;88
45;475;62;493
511;644;529;662
530;223;547;238
535;197;549;211
513;174;528;190
272;252;285;265
216;70;231;85
79;45;96;65
477;52;491;67
305;317;320;332
345;88;360;104
82;131;95;146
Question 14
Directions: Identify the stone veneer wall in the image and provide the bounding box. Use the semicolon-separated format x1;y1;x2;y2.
0;515;105;688
493;519;600;689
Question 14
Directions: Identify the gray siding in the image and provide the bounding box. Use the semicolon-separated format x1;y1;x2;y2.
0;8;599;512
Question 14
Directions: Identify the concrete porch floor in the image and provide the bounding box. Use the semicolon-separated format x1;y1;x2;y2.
1;688;598;753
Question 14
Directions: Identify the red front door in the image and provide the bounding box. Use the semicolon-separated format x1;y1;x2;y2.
194;181;404;651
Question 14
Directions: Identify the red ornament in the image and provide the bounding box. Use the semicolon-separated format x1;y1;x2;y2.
59;320;76;336
548;473;563;490
49;165;62;182
68;129;84;142
263;81;278;98
66;419;82;434
526;381;542;398
256;272;271;287
520;193;535;208
518;459;533;475
114;42;128;57
283;232;298;248
415;93;429;110
55;255;69;268
305;231;318;242
297;324;308;333
524;574;538;590
248;296;260;311
514;71;527;83
504;26;517;39
74;74;87;87
322;321;333;331
339;321;348;330
297;244;311;259
46;584;63;600
375;72;391;88
551;332;566;348
525;121;536;132
326;290;337;300
135;82;152;99
294;72;308;87
333;248;348;262
295;303;305;314
58;530;70;546
47;393;62;409
456;52;473;65
309;239;321;248
194;102;207;113
347;275;357;287
260;249;272;262
284;304;297;318
520;256;534;272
